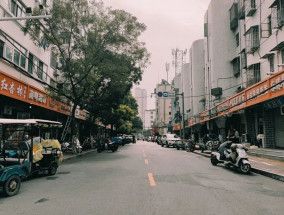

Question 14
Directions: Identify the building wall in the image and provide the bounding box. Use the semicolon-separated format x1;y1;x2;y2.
181;63;191;118
191;39;205;116
204;0;237;109
144;109;156;130
0;0;56;91
155;83;172;134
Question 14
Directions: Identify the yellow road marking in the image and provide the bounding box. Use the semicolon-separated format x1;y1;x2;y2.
148;173;156;186
145;159;149;165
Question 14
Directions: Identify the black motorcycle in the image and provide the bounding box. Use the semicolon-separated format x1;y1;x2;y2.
97;139;118;153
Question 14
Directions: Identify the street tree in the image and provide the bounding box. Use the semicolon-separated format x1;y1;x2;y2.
22;0;150;140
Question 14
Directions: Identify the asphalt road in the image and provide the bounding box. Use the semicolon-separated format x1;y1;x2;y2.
1;140;284;215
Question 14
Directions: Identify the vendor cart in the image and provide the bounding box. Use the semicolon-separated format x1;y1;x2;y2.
0;119;62;196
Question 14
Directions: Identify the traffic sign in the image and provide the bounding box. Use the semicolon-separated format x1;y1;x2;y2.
163;92;168;97
157;92;163;97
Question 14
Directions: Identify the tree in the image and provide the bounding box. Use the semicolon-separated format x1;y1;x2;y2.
23;0;149;140
132;116;143;132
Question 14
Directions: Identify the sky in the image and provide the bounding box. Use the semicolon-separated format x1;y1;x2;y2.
102;0;211;109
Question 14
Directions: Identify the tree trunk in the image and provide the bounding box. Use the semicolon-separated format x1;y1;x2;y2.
71;103;78;147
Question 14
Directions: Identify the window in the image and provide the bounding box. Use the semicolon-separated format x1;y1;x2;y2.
13;50;20;65
20;55;26;68
28;53;34;74
268;55;275;73
232;57;240;77
240;50;247;69
268;15;272;36
5;45;12;61
0;40;4;58
281;49;284;63
230;3;238;30
9;0;25;17
245;26;259;53
28;53;48;80
246;0;257;16
151;116;153;119
236;33;240;47
50;51;57;69
238;0;245;19
246;63;260;87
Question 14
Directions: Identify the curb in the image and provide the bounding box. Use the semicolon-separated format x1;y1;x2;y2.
191;150;284;182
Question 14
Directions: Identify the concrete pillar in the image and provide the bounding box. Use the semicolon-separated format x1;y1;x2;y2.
263;108;275;148
245;109;257;145
215;116;226;143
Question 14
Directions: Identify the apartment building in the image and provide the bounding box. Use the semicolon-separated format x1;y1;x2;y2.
134;87;147;126
155;80;172;135
144;109;156;130
0;1;89;138
195;0;284;148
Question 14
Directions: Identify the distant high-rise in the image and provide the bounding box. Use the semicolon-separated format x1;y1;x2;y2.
134;88;147;126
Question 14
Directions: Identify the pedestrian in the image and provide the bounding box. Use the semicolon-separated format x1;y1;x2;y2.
227;130;233;141
233;129;240;143
132;135;136;143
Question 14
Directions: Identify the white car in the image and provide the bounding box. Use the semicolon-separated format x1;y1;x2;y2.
161;134;181;148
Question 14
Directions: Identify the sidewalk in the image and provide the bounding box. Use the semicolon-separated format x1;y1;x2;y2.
193;150;284;182
61;149;95;161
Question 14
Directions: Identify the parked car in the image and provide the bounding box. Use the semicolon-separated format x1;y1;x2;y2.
161;134;182;148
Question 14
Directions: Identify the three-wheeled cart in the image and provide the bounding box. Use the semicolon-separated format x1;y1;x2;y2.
0;119;62;196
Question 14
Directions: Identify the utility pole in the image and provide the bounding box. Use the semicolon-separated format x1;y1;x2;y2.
172;48;187;76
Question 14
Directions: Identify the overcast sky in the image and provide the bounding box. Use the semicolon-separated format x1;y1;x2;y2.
102;0;211;109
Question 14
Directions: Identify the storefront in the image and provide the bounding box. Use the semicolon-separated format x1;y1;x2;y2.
188;70;284;149
0;70;91;141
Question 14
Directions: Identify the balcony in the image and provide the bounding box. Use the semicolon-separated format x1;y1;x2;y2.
238;0;245;20
246;0;257;16
230;3;238;30
245;26;260;54
277;8;284;27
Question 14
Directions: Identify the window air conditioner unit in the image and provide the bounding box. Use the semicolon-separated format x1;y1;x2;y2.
211;87;223;96
281;105;284;115
4;105;12;115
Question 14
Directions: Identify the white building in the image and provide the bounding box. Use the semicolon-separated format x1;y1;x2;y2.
155;80;172;135
191;0;284;148
190;39;205;117
144;109;156;130
134;87;147;125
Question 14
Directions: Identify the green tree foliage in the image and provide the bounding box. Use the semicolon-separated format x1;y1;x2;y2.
132;116;143;131
22;0;149;138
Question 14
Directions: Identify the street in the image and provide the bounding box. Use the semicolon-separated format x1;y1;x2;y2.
1;141;284;215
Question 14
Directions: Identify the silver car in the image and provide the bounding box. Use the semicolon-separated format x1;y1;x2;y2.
161;134;182;148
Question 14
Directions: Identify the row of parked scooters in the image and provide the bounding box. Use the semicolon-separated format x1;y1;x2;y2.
155;134;251;174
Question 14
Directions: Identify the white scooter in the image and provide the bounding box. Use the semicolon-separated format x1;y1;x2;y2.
210;144;251;174
62;136;82;154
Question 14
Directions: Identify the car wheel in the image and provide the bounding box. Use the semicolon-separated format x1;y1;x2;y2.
4;175;21;197
176;147;180;150
48;163;58;176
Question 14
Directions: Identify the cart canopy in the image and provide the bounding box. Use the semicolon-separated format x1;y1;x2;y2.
0;119;62;127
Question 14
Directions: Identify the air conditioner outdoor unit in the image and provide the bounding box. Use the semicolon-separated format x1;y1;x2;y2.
281;105;284;115
4;105;12;115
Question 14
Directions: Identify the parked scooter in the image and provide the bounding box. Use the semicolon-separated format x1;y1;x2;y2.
62;136;82;154
210;143;251;174
97;139;118;153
